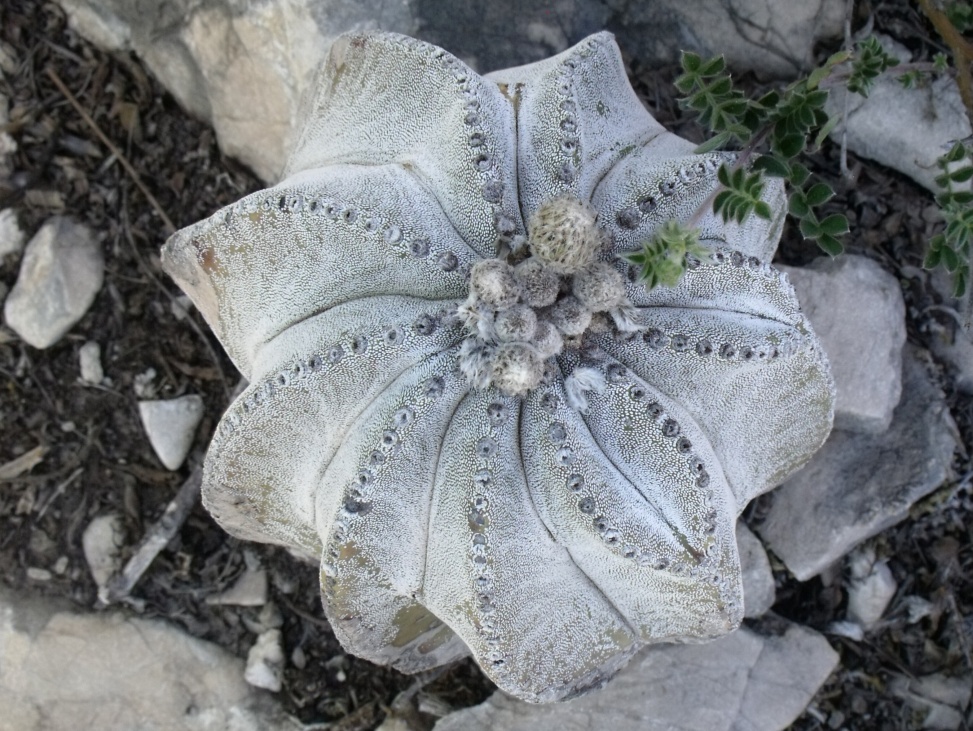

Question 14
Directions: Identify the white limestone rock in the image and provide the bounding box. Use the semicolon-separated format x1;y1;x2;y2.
845;546;897;629
206;550;268;607
58;0;842;183
826;35;971;194
81;513;124;591
3;217;104;349
737;522;776;618
890;673;973;731
0;208;25;258
758;346;957;580
434;620;839;731
138;394;204;470
78;340;104;384
244;629;285;692
0;586;305;731
781;255;905;434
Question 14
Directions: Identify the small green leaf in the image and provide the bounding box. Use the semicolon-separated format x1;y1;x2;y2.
708;76;733;96
825;49;853;67
715;166;732;189
700;56;726;75
949;166;973;183
775;134;805;159
944;142;967;164
799;217;821;239
787;164;810;188
942;245;960;272
757;90;781;108
788;192;810;218
730;166;745;188
924;245;943;269
681;51;702;73
954;271;968;297
694;131;733;154
713;190;733;216
807;64;831;91
805;183;835;207
819;214;850;236
754;201;773;220
813;113;840;150
752;155;790;177
806;89;829;109
816;234;844;257
674;76;697;94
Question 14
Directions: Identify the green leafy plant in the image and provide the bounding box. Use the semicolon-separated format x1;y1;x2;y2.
945;1;973;33
926;141;973;297
845;36;900;96
680;46;865;251
631;28;972;309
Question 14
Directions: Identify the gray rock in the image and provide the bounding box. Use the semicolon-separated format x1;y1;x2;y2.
890;673;973;731
206;550;268;607
58;0;842;182
826;36;970;195
78;340;104;384
781;256;905;434
81;513;124;591
845;546;897;629
737;522;775;618
434;620;837;731
0;208;24;258
3;217;104;349
138;394;204;470
757;346;957;581
0;586;306;731
245;629;285;692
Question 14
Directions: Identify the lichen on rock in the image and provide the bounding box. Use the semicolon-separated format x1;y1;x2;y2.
161;30;835;703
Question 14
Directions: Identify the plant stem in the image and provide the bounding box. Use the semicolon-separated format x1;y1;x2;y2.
917;0;973;124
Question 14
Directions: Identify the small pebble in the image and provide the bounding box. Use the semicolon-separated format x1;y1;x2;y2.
133;367;158;399
79;340;104;384
206;550;267;606
82;514;124;590
245;629;284;692
0;207;24;257
291;646;306;670
3;216;103;348
170;294;193;321
26;567;52;581
138;395;205;470
846;547;897;629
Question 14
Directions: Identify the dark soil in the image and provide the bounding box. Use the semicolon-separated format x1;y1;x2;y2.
0;1;969;729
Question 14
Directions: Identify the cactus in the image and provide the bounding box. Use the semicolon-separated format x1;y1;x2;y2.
162;30;835;703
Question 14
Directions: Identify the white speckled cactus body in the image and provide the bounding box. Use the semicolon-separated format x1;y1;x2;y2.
162;31;835;703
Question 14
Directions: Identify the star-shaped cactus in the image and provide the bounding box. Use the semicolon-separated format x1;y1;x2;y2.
162;31;834;703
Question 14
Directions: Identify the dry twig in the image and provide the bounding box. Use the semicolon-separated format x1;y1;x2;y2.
98;464;202;607
918;0;973;124
45;66;176;234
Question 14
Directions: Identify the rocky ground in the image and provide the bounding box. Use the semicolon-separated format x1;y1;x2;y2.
0;0;971;729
